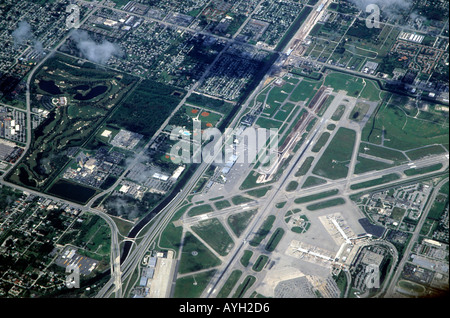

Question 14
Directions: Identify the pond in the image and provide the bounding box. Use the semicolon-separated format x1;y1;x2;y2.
73;85;108;101
39;80;62;95
47;179;97;204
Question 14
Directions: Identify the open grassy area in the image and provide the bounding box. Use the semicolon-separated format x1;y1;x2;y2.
274;102;297;121
294;189;339;204
397;280;426;295
252;255;269;272
187;204;214;217
246;186;272;198
214;199;232;210
231;195;254;205
265;228;285;252
240;250;253;267
404;163;444;176
301;176;327;188
285;180;299;192
362;102;449;150
354;156;393;174
232;275;256;298
350;173;400;190
289;78;322;103
192;218;234;256
216;270;243;298
359;79;383;102
173;270;216;298
311;132;330;153
177;231;221;274
405;145;448;160
59;214;111;261
323;72;364;97
312;127;356;180
295;156;315;177
427;193;448;221
249;215;276;247
349;101;371;121
306;198;346;211
159;204;192;254
331;104;346;121
255;116;284;130
358;142;408;163
391;207;406;222
227;209;257;238
186;93;234;117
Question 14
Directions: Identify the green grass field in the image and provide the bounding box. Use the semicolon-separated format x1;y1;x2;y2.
404;163;443;176
349;102;371;121
350;173;400;190
177;231;221;274
187;204;214;217
265;228;285;252
312;127;356;179
405;145;448;160
295;157;315;177
231;195;254;205
286;180;299;192
232;275;256;298
192;218;234;256
216;270;243;298
249;215;276;247
354;156;393;174
214;199;232;210
255;116;284;130
331;104;346;121
252;255;269;272
240;250;253;267
246;186;272;198
173;270;216;298
311;132;330;153
294;189;339;204
289;79;322;103
227;209;257;237
306;198;346;211
362;102;449;150
358;142;408;163
301;176;327;188
323;72;364;97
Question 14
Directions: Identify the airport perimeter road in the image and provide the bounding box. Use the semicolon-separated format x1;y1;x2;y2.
384;177;449;298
